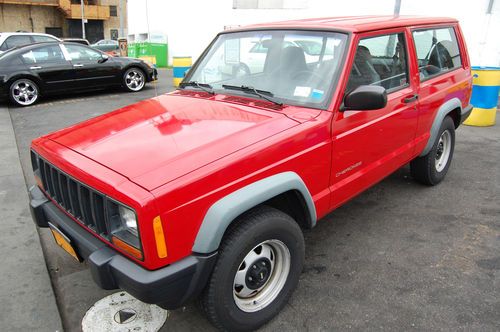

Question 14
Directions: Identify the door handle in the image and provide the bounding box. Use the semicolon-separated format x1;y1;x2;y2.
30;66;42;70
403;94;418;103
73;64;84;67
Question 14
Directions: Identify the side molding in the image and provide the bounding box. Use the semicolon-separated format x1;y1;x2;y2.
420;98;462;156
192;172;317;253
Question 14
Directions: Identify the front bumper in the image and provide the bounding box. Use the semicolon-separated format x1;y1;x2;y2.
29;185;216;309
147;68;158;82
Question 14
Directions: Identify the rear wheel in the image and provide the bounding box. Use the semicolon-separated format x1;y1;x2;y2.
123;67;145;92
201;206;304;332
9;78;39;106
411;116;455;185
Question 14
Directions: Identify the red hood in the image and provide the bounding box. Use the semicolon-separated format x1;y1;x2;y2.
47;93;299;191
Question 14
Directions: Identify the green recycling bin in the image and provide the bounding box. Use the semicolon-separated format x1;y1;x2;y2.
137;42;168;67
128;42;138;58
151;43;168;68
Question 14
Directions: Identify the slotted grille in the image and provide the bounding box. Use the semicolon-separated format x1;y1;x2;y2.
32;151;111;238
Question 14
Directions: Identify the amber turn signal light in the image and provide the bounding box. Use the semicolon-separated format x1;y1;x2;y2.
111;235;143;260
153;216;168;258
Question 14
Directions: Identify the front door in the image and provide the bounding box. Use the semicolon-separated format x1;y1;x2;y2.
330;29;419;209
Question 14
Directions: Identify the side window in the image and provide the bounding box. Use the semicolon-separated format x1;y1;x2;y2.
412;27;462;79
346;32;408;92
3;35;33;50
64;44;102;62
21;45;65;64
32;35;58;43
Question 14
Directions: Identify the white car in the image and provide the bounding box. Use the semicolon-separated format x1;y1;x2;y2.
0;32;61;54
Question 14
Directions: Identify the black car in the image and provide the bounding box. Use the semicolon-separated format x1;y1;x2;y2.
0;42;157;106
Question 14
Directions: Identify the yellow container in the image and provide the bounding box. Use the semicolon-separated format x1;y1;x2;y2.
464;67;500;127
139;55;156;65
173;56;192;87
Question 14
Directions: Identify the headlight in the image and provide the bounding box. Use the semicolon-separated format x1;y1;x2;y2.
119;205;138;236
107;201;142;259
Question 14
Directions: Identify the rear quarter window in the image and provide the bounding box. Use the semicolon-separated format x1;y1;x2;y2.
412;27;462;80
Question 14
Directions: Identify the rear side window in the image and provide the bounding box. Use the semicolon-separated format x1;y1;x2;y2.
21;45;65;64
412;27;462;80
346;32;409;93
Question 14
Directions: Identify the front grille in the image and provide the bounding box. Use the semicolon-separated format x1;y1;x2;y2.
31;150;111;239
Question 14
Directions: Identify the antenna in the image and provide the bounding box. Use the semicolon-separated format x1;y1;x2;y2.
145;0;159;98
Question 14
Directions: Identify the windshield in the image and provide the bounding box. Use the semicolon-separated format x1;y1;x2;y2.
185;30;348;108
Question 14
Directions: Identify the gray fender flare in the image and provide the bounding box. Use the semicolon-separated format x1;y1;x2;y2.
192;171;317;253
420;98;461;156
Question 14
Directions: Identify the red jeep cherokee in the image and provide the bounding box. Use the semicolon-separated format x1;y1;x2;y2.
30;16;472;331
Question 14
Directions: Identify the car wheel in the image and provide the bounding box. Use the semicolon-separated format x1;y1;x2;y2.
201;206;305;332
411;116;455;185
123;67;145;92
9;78;39;106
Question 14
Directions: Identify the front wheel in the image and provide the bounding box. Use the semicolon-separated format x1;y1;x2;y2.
123;67;145;92
201;206;305;332
411;116;455;185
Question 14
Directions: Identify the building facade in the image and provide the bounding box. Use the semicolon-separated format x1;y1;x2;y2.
0;0;127;43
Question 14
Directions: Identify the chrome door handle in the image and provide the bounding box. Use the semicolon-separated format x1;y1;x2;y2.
30;66;42;70
73;64;84;67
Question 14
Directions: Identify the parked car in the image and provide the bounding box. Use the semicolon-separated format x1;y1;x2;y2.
62;38;90;46
29;16;472;331
0;32;60;54
91;39;120;56
0;42;157;106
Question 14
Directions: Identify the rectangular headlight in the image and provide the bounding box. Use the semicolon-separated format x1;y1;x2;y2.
106;200;142;258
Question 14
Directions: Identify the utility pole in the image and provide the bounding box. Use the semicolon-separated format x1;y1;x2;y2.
394;0;401;16
80;0;86;39
119;0;124;37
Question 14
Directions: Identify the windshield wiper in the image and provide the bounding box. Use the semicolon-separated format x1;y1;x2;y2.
222;85;283;106
179;81;215;95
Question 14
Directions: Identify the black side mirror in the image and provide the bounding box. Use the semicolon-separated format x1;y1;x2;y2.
343;85;387;111
98;54;109;63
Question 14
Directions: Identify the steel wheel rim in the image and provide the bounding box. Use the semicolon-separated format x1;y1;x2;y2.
435;130;451;172
233;239;291;313
12;80;38;105
125;69;145;91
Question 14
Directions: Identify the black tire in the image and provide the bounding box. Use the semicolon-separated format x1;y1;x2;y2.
9;78;39;106
122;67;146;92
201;206;305;332
411;116;455;185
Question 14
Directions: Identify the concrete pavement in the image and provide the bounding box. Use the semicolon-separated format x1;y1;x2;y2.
0;106;62;331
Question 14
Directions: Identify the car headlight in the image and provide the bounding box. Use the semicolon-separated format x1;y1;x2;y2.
118;205;138;236
107;201;142;259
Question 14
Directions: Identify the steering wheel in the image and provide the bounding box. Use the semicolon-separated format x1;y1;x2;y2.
233;63;251;78
292;70;322;82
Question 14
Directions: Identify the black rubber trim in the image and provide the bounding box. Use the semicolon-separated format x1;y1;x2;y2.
460;104;473;124
29;185;217;308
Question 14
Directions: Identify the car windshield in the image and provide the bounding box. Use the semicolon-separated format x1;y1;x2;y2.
185;30;348;108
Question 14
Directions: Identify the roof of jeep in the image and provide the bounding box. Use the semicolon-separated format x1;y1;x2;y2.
236;15;458;33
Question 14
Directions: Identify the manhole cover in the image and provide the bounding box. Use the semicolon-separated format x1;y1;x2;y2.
82;292;168;332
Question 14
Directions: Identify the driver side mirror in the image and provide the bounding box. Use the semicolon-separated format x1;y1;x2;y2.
343;85;387;111
98;54;109;63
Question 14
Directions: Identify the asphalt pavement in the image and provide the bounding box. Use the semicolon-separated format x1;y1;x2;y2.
2;69;499;331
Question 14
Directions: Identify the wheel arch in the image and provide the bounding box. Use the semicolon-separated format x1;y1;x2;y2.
192;172;317;254
7;74;44;94
420;97;461;157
